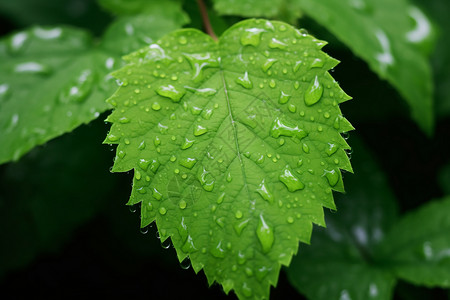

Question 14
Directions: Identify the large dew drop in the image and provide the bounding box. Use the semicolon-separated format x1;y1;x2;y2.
198;167;215;191
279;166;305;192
256;214;274;253
236;71;252;89
179;157;197;169
240;28;265;46
270;117;307;140
325;169;340;187
304;75;324;106
279;91;291;104
138;158;150;170
152;188;163;200
234;219;249;236
193;124;207;136
185;86;217;97
156;84;185;102
326;143;338;156
261;59;278;72
310;58;324;68
183;53;219;82
181;235;197;253
210;240;226;258
256;179;274;204
268;38;287;50
181;137;195;149
150;159;160;173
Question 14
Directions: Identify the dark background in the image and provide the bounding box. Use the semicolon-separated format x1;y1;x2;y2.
0;0;449;299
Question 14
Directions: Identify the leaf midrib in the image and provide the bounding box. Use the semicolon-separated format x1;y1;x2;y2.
218;65;253;209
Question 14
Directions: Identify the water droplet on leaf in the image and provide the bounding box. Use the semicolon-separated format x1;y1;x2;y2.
179;157;197;169
256;214;274;253
304;75;323;106
152;188;162;200
302;143;310;153
159;207;167;215
183;53;219;82
181;137;195;149
325;169;340;186
234;219;249;236
179;200;187;209
279;91;290;104
270;117;307;140
310;58;324;68
156;84;185;102
236;71;253;89
210;240;225;258
269;38;287;50
185;86;217;97
193;125;207;136
152;102;161;110
262;59;277;72
326;143;338;156
256;179;274;204
241;28;265;46
279;166;305;191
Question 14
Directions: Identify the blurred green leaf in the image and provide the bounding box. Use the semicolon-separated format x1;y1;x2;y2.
414;0;450;118
287;136;398;300
98;0;186;16
213;0;302;21
377;196;450;288
0;6;188;165
293;0;435;134
0;26;114;164
101;13;189;56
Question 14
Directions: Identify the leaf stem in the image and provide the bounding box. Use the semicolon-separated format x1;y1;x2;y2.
197;0;218;41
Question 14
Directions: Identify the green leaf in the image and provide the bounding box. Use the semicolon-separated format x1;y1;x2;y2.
415;0;450;118
286;136;398;300
106;19;353;299
0;26;112;164
292;0;434;134
101;13;189;56
98;0;185;16
0;6;188;165
213;0;302;21
377;196;450;288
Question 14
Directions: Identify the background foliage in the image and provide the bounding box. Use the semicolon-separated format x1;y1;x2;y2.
1;0;449;299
